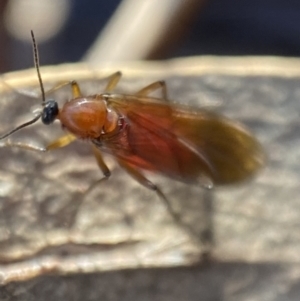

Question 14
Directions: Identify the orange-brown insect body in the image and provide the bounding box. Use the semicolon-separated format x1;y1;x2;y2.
55;92;264;187
59;96;108;139
0;32;264;192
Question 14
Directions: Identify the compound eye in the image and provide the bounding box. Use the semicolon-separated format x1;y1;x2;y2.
42;100;59;125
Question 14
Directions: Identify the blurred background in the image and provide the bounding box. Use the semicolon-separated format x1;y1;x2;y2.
1;1;300;299
0;0;300;73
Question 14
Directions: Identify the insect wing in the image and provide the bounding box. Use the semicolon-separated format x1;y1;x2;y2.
106;95;265;186
171;109;265;184
100;95;204;183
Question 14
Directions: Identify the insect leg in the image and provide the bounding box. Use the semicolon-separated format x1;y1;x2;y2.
135;81;167;99
91;145;111;177
69;81;82;97
117;158;207;243
46;134;77;150
2;134;77;152
2;134;76;152
2;140;47;152
77;146;111;197
67;145;112;228
44;80;82;98
1;80;82;100
104;72;122;92
116;158;181;221
40;71;121;100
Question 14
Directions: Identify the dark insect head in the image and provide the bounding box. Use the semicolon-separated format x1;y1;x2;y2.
41;100;59;125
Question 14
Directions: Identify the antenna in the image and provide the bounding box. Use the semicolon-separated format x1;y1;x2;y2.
30;30;46;104
0;31;43;140
0;114;41;139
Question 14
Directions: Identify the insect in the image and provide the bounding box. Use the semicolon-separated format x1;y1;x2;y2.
0;31;265;202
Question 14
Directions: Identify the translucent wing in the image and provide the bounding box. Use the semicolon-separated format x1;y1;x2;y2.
104;94;265;186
